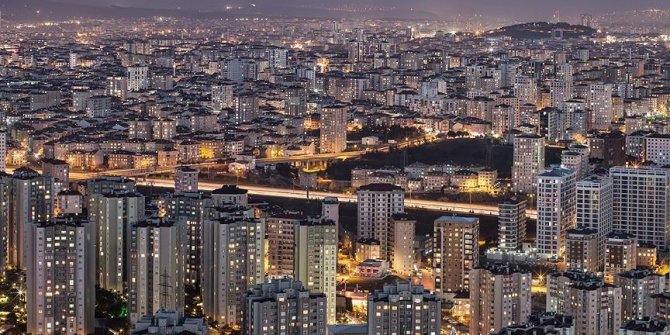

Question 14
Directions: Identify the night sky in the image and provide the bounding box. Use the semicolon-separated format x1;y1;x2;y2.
55;0;670;18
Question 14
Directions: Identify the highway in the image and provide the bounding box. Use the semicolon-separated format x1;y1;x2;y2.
255;137;432;164
140;178;538;219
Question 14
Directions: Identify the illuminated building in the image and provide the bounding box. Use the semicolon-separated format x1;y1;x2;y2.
320;103;348;154
294;218;337;324
88;191;145;292
356;183;404;260
26;215;95;335
201;218;264;325
367;282;440;335
469;263;531;335
242;280;327;335
433;216;479;296
128;218;187;323
536;167;576;259
512;134;545;194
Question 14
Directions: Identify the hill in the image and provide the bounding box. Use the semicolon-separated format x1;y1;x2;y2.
484;22;597;39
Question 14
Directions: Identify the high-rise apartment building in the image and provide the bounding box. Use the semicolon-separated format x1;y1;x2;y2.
127;65;149;91
493;313;575;335
604;232;637;284
536;167;577;259
3;167;55;269
25;215;95;335
469;263;532;335
546;271;621;335
367;282;441;335
88;191;146;292
202;218;264;325
294;218;338;324
645;134;670;166
576;174;613;269
128;218;187;323
587;83;613;130
611;166;670;248
565;228;599;273
85;176;136;196
356;183;404;259
563;279;621;335
321;197;339;235
165;192;212;284
550;79;573;108
514;75;538;105
512;134;545;193
211;82;235;111
498;197;527;252
0;129;5;173
42;158;70;189
433;216;479;296
615;268;666;322
319;104;348;154
561;149;589;180
241;280;327;335
389;213;415;277
266;214;303;279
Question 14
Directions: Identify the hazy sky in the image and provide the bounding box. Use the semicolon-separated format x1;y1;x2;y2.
56;0;670;19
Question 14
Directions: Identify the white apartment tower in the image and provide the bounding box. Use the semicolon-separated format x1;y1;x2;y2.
320;104;348;154
127;65;150;92
645;134;670;166
576;174;613;269
26;215;96;335
356;183;404;259
433;216;479;296
536;167;577;259
389;213;415;277
202;218;264;325
546;271;621;335
322;197;340;235
294;218;338;324
588;83;613;131
469;264;532;335
211;184;249;207
512;134;545;194
610;166;670;248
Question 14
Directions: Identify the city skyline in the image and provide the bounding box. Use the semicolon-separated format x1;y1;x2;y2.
2;1;670;334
